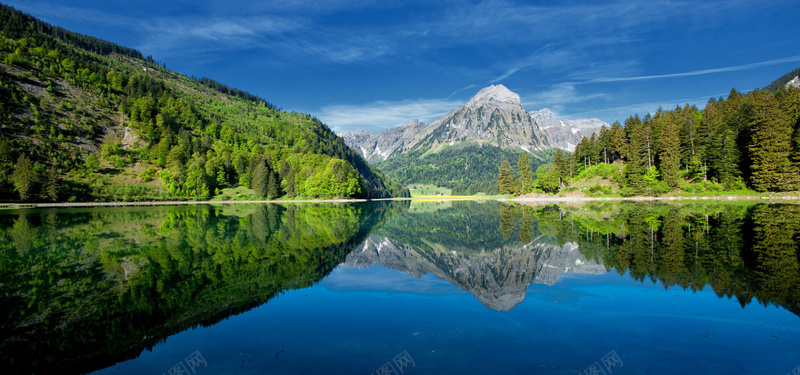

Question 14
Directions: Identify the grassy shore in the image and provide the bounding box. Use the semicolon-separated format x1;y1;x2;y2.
3;190;800;209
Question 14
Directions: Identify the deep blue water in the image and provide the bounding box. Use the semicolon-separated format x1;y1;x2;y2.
3;201;799;375
93;264;800;375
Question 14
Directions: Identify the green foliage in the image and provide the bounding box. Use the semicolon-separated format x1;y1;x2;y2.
0;4;407;202
377;142;553;195
534;163;559;193
747;89;800;191
84;153;99;172
516;154;533;193
0;201;405;373
498;159;514;194
546;83;800;195
501;202;800;314
11;154;36;200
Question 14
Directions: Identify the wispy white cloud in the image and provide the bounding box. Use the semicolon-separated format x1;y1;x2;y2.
587;56;800;83
521;83;606;116
446;84;480;100
564;92;733;124
318;97;463;134
136;15;306;55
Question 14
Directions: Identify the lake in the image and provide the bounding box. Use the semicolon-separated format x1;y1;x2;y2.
0;200;798;374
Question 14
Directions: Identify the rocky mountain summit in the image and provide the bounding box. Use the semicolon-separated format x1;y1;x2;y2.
341;85;607;163
530;108;606;151
343;234;606;311
787;75;800;89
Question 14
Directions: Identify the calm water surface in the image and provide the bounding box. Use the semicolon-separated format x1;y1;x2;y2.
0;201;798;374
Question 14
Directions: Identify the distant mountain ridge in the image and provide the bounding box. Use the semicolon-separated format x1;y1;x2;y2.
530;108;607;151
765;66;800;92
340;85;606;193
341;85;607;164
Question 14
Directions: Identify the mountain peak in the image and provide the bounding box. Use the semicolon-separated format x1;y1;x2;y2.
467;84;521;107
529;108;555;123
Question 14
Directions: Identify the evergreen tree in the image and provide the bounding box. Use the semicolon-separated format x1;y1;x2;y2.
609;121;627;162
703;98;740;187
251;156;268;198
624;115;647;193
574;137;591;172
777;87;800;174
747;89;799;191
498;159;514;194
553;149;570;187
516;154;533;193
678;105;706;180
280;160;296;198
40;164;59;201
598;125;611;164
11;154;37;201
266;169;280;199
657;112;681;188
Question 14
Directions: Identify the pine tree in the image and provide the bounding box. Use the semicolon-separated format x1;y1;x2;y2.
609;121;627;162
598;125;611;164
624;115;647;193
747;89;799;191
251;158;268;198
657;112;681;188
266;169;280;199
280;160;296;197
40;164;59;201
574;137;591;172
703;98;740;187
498;159;514;194
553;149;570;187
516;154;533;193
678;104;706;180
777;87;800;174
11;154;37;201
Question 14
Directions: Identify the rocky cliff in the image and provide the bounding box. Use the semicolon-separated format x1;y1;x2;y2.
530;108;606;151
341;85;608;164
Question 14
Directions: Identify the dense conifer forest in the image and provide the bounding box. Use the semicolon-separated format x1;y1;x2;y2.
500;84;800;196
0;4;408;202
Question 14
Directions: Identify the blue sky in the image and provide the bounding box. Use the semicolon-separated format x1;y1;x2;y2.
5;0;799;133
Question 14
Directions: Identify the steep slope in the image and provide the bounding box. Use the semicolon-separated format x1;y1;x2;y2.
340;119;429;164
765;66;800;92
0;4;408;202
344;85;549;163
530;108;606;151
341;85;605;193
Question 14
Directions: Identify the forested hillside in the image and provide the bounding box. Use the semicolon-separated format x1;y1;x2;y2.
377;142;557;195
501;83;800;196
0;4;408;202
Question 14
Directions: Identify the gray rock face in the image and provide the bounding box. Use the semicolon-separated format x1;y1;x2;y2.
341;85;607;162
340;119;429;163
343;234;606;311
787;76;800;89
529;108;607;151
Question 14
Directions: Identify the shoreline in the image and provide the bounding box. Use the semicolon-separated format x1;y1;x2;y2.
507;194;800;203
0;198;370;209
2;193;799;209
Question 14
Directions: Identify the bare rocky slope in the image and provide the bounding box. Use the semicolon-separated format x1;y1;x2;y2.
341;85;607;164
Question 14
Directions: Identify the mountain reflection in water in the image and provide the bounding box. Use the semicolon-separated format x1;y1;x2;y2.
0;200;798;374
